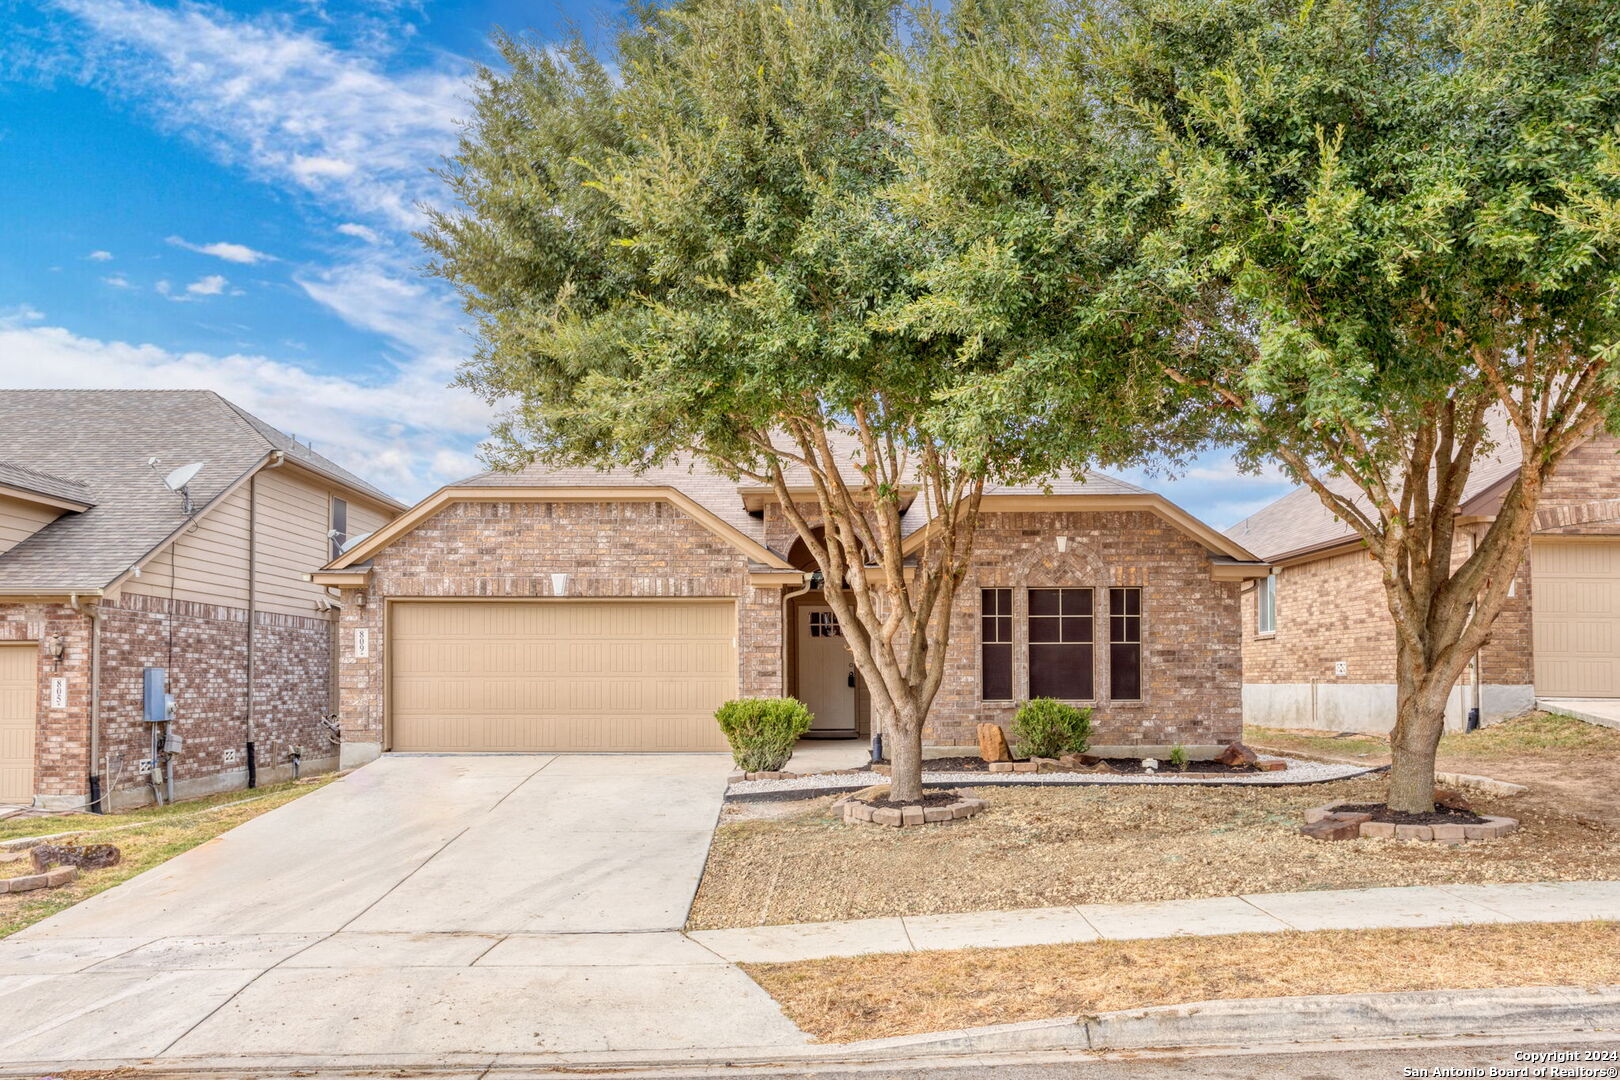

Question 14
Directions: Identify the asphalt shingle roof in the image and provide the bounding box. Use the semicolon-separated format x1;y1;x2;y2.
1225;419;1522;562
0;390;402;593
0;459;93;507
458;450;1151;546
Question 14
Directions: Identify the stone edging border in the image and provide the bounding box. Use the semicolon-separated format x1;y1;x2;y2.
0;864;76;893
1303;803;1518;842
832;795;986;827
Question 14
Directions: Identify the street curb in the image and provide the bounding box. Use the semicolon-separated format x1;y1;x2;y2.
837;984;1620;1055
2;985;1614;1074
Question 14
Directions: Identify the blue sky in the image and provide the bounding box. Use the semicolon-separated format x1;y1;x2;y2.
0;0;1291;523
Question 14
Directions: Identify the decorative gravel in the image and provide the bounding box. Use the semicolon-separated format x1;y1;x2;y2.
725;756;1373;796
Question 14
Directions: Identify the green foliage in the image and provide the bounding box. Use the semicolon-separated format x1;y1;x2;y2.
1010;698;1093;759
715;698;815;772
1169;744;1189;772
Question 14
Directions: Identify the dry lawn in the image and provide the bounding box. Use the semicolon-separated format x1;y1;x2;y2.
1249;711;1620;826
689;774;1620;928
745;921;1620;1043
0;776;335;938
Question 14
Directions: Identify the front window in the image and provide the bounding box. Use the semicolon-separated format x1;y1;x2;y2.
1028;588;1093;700
330;497;349;561
980;588;1013;701
1257;574;1277;635
1109;587;1142;700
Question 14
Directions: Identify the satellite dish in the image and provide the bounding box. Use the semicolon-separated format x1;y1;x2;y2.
163;463;204;491
339;532;371;554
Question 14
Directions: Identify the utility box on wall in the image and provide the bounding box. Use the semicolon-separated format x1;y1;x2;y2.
142;667;173;724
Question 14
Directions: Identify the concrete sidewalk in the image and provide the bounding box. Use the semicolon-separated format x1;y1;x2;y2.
688;880;1620;963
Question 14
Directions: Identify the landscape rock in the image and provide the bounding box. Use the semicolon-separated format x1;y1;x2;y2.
31;843;120;873
1433;787;1475;813
1216;742;1259;768
977;723;1012;763
1300;819;1360;841
1256;760;1287;772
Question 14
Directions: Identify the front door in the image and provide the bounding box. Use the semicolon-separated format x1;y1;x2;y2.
797;605;857;737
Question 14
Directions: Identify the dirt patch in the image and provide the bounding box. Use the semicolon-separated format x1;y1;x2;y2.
862;791;960;811
1333;803;1488;826
1249;711;1620;828
689;776;1620;929
742;921;1620;1043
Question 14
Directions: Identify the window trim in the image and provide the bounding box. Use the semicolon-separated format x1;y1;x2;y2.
1108;586;1143;702
1256;573;1277;636
330;496;349;562
1026;586;1096;703
979;587;1014;703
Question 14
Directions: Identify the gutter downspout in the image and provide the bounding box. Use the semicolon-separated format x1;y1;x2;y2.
88;604;104;813
1469;528;1483;732
780;571;816;703
245;450;286;789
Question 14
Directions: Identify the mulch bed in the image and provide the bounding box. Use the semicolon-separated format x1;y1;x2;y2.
1335;802;1487;826
861;791;963;811
896;756;1266;776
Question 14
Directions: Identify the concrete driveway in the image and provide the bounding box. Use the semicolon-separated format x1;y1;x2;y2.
0;754;807;1067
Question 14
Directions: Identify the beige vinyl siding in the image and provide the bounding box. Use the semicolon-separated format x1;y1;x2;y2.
0;495;61;557
124;465;396;617
123;485;252;606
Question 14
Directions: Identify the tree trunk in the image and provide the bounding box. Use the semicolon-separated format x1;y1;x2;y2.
885;702;926;802
1386;635;1454;813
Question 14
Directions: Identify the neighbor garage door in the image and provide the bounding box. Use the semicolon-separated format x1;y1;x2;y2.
0;644;35;805
1533;538;1620;697
389;600;736;752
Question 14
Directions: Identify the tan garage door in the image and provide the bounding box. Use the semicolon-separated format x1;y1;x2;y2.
1533;539;1620;697
389;600;736;752
0;645;35;804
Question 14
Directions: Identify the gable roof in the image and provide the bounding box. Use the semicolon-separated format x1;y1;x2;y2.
331;450;1261;571
0;390;405;594
0;460;94;510
1225;427;1523;563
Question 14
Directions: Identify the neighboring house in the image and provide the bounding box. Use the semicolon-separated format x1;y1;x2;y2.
1227;431;1620;734
0;390;404;810
316;454;1269;762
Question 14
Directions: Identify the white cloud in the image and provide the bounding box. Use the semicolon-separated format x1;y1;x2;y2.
87;250;114;261
56;0;467;229
185;274;229;296
0;305;46;324
0;320;490;499
155;279;172;296
335;222;380;243
1119;454;1294;531
102;274;135;289
167;236;275;264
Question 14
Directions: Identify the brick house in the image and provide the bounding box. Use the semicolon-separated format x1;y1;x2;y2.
0;390;403;810
1226;432;1620;734
316;455;1269;762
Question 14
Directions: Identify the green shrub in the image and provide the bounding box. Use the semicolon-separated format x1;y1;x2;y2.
714;697;814;772
1169;744;1189;772
1010;698;1093;759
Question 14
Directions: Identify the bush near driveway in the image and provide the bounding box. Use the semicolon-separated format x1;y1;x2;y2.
716;697;814;772
0;777;335;938
743;921;1620;1043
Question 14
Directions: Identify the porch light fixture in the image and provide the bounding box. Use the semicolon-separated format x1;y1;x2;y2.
44;633;65;667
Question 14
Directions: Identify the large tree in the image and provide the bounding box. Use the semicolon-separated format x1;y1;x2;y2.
889;0;1620;810
423;0;1176;798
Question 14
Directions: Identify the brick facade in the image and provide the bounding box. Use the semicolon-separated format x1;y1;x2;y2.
0;602;93;800
340;498;1242;755
0;594;337;809
337;499;785;753
1240;434;1620;731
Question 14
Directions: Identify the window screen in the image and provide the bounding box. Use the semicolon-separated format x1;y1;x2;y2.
980;588;1013;701
1109;587;1142;700
330;497;349;561
1028;588;1093;700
